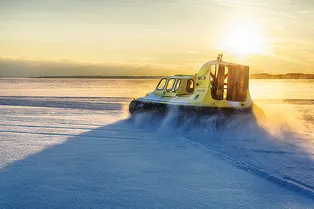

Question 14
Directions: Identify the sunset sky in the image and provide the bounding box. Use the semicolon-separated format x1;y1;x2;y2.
1;0;314;76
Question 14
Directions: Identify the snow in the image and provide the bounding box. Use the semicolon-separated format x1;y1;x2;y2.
0;96;313;208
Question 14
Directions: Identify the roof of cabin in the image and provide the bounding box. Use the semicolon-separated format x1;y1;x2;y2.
162;75;194;79
162;56;249;79
201;60;248;68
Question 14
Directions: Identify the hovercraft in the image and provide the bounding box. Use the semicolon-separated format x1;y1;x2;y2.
129;54;264;119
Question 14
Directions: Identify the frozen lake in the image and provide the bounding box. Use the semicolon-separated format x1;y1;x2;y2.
0;78;313;208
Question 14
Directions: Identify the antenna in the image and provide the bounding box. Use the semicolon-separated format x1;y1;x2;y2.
217;53;223;62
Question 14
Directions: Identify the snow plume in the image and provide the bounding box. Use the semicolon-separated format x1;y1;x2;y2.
121;102;132;119
132;107;182;135
130;101;313;145
130;101;313;155
255;100;314;158
260;102;308;139
131;107;265;142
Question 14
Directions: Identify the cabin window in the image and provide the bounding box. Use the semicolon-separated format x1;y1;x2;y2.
156;78;167;90
210;65;217;85
166;78;176;91
186;79;194;92
174;79;181;91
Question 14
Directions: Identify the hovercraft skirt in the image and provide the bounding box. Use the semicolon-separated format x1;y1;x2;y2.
129;100;252;116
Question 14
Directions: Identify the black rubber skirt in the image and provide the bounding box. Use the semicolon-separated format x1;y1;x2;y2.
129;100;252;117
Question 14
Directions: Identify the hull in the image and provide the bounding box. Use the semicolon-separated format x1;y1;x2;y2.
129;99;253;117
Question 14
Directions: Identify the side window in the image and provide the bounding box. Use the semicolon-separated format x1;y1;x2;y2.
157;78;167;90
186;79;194;92
210;65;217;85
174;79;181;91
166;78;175;91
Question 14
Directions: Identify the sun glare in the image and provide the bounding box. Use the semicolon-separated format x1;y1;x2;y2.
217;20;267;56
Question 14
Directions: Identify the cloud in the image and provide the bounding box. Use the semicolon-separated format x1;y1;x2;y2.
0;57;191;77
213;0;300;20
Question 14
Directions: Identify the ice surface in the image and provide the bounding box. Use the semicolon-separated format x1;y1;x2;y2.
0;96;313;208
0;79;313;208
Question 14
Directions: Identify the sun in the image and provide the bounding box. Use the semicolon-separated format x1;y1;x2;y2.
217;21;266;55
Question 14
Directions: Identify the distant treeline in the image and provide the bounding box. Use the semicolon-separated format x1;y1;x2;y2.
30;73;314;79
32;75;163;79
250;73;314;79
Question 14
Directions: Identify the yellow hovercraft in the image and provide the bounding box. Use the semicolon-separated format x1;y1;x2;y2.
129;54;263;119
